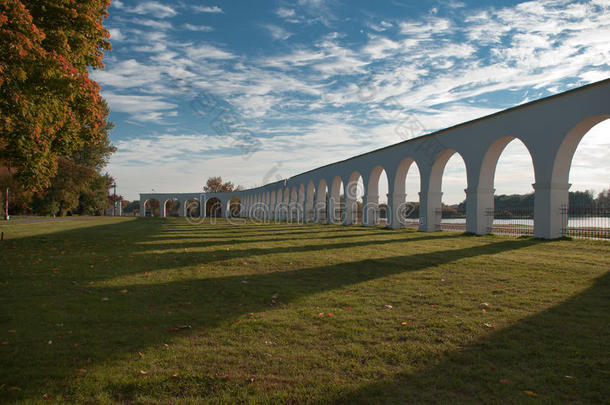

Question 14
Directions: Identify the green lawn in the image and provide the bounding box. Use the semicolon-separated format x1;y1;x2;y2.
0;217;608;404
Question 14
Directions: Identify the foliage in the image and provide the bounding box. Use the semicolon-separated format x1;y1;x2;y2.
0;218;608;403
123;200;140;213
0;0;112;190
204;176;235;193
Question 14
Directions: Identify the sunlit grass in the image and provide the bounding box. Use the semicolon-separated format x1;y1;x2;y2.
0;217;608;404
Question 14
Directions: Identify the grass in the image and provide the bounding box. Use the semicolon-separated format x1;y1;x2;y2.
0;217;608;404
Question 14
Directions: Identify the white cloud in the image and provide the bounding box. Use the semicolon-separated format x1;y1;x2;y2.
262;24;292;40
276;7;296;18
369;20;393;32
103;93;177;123
183;23;213;32
130;1;177;18
186;44;237;60
192;5;223;14
108;28;124;41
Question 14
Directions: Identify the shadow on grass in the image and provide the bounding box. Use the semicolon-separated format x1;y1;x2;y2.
3;218;605;403
328;270;610;404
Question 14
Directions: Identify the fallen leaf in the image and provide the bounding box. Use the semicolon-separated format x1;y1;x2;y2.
8;386;20;391
524;391;538;397
139;370;148;375
119;289;128;294
138;352;144;357
8;330;16;333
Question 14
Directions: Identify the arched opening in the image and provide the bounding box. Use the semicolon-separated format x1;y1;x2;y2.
329;176;343;224
274;188;283;221
206;197;222;217
228;196;241;217
305;181;315;222
344;172;364;225
427;150;467;232
483;137;536;235
144;198;160;217
315;179;328;223
365;166;388;226
185;198;201;217
391;158;421;229
270;190;276;220
297;183;305;222
290;186;298;222
279;187;289;221
165;198;180;217
560;117;610;238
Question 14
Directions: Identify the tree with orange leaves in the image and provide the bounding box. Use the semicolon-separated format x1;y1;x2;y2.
0;0;113;190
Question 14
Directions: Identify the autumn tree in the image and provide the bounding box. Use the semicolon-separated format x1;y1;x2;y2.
0;0;113;190
204;176;236;193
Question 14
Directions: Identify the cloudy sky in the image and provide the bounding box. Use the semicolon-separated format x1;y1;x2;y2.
98;0;610;203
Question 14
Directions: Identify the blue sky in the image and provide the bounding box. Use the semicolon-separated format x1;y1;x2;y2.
97;0;610;202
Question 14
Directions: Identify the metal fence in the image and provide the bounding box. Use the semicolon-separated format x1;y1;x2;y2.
561;204;610;240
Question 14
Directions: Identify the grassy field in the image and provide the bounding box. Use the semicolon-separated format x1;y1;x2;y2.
0;217;608;404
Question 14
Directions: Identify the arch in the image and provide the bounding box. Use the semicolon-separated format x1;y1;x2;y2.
364;165;388;226
344;172;364;225
275;188;283;221
227;196;241;217
390;158;421;229
477;137;536;235
164;198;180;217
551;115;610;185
144;198;161;217
298;183;305;222
305;181;316;222
206;197;222;217
329;176;343;224
315;179;328;223
290;186;298;222
184;197;201;218
420;149;468;232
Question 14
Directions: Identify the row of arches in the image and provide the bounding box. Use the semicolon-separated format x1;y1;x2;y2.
239;113;609;239
141;196;242;218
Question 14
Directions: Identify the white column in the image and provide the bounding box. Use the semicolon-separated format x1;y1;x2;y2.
386;193;406;229
362;193;378;227
418;191;442;232
533;182;570;239
160;200;167;218
465;187;494;235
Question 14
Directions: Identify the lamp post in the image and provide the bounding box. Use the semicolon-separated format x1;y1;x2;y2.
109;182;117;216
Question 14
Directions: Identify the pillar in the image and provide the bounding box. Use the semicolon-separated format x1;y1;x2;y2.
160;200;167;218
418;191;442;232
465;188;494;235
533;182;570;239
362;193;378;227
386;193;406;229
